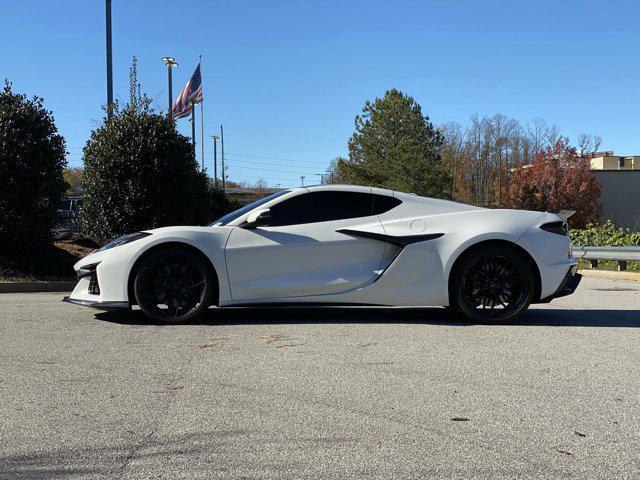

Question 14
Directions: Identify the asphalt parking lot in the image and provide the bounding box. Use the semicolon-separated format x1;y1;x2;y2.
1;276;639;480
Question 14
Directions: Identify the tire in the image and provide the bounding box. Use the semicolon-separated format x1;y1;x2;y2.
133;247;214;323
450;244;535;324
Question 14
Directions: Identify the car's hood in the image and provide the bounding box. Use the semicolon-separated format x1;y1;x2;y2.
74;225;231;270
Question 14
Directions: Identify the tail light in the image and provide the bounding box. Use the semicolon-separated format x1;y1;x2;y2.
540;221;568;236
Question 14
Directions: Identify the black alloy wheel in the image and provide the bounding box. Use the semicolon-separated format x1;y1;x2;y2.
452;245;535;323
134;247;214;323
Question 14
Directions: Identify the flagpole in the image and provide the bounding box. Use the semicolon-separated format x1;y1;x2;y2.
191;101;196;159
199;55;204;172
200;102;205;172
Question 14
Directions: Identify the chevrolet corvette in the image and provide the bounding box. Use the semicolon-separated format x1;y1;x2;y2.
64;184;581;323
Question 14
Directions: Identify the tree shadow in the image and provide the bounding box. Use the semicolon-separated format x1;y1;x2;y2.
95;306;640;328
0;430;251;480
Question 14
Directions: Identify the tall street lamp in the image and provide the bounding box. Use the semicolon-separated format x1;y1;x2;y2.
161;57;178;120
105;0;113;118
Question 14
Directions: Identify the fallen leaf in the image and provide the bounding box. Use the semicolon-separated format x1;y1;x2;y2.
195;339;236;351
261;334;286;344
274;342;307;349
574;431;587;438
451;417;470;422
168;384;184;391
558;449;573;456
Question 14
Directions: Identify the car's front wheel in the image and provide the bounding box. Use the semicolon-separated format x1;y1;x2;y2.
451;244;535;323
133;247;214;323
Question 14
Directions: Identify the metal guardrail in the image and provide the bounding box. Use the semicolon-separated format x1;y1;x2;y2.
572;245;640;270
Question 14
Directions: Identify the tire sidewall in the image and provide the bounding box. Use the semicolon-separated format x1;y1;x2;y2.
134;247;214;323
452;245;535;324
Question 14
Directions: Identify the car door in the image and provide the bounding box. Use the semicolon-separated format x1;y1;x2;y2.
224;190;388;301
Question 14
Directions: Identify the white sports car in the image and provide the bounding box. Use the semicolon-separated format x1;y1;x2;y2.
64;184;581;323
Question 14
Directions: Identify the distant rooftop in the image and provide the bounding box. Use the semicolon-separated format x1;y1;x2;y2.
589;152;640;170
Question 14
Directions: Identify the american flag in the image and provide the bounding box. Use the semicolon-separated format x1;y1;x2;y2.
172;63;203;120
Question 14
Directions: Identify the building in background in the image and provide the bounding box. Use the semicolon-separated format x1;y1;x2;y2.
589;151;640;170
587;152;640;230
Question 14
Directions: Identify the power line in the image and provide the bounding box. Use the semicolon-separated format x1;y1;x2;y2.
223;126;345;144
225;157;330;169
223;137;344;149
227;174;301;183
226;152;331;165
226;163;318;175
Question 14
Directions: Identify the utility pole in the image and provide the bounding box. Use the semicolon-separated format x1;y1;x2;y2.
220;124;226;191
211;135;219;186
300;176;305;187
105;0;113;118
161;57;178;119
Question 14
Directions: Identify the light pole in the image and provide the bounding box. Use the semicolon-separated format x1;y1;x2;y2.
220;125;226;191
105;0;113;118
300;176;305;187
211;135;219;186
161;57;178;119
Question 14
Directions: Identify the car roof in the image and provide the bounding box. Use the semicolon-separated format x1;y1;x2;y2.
304;184;395;196
302;184;483;213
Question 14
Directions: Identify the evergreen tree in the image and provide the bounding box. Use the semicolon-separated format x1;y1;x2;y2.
337;89;451;198
0;81;66;250
80;58;221;237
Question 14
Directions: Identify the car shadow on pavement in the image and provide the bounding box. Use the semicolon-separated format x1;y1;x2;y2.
95;307;640;328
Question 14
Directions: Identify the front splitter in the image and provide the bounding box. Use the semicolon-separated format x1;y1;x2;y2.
63;296;130;310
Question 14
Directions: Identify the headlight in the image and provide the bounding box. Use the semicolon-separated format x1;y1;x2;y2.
97;232;151;252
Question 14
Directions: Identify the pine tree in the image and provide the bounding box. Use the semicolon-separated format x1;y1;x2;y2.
337;89;452;198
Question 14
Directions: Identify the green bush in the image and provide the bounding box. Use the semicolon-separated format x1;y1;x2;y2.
207;183;240;222
81;99;227;237
0;81;67;250
569;220;640;246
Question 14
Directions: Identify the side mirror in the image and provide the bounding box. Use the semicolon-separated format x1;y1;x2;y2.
241;208;271;229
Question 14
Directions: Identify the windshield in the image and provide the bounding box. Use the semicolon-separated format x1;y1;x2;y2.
209;190;291;226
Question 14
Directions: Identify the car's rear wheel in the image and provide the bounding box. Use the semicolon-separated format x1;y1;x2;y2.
133;247;214;323
451;244;535;323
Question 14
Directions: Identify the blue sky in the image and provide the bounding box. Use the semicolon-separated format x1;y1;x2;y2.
3;0;639;187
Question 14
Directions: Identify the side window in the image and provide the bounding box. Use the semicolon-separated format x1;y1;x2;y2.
270;191;374;226
372;194;402;215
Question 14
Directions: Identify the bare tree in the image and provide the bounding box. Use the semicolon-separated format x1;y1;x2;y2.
326;156;348;184
526;117;559;153
578;133;603;156
440;115;576;207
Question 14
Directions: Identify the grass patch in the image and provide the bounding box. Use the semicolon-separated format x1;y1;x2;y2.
0;239;98;282
577;259;640;272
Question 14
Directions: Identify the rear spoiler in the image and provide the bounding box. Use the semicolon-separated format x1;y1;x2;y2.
555;210;576;221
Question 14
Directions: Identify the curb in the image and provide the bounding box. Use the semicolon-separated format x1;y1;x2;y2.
0;281;75;293
578;269;640;282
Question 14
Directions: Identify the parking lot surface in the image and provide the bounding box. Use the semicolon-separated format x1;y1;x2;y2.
1;276;639;479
